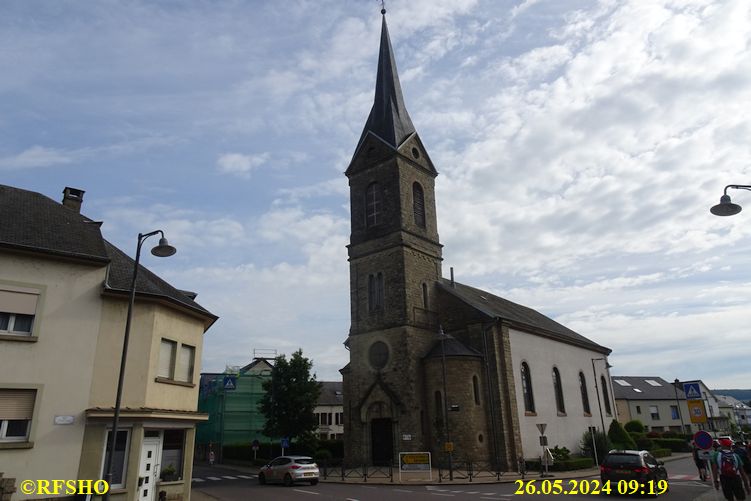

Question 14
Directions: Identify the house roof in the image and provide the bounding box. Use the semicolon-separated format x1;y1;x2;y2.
610;376;685;400
318;381;343;406
424;335;483;359
0;184;109;262
437;278;610;354
0;184;216;325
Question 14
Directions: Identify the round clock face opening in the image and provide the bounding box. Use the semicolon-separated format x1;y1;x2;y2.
368;341;389;370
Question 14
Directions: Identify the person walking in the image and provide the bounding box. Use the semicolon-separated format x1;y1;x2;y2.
712;438;751;501
693;442;708;481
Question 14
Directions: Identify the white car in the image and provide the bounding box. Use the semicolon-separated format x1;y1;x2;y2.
258;455;320;486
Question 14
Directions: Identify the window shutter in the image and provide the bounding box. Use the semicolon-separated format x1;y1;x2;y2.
159;340;176;378
0;290;38;315
175;345;195;382
0;389;36;419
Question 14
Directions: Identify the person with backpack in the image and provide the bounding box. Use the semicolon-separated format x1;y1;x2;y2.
713;438;751;501
735;442;751;476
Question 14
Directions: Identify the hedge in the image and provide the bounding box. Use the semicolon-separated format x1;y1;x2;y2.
653;438;691;452
650;448;672;458
526;456;594;471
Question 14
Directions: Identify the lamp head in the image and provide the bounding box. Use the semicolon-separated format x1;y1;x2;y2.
710;194;742;216
151;237;177;257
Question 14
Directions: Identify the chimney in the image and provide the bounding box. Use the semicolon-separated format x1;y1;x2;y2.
450;267;455;288
62;187;85;213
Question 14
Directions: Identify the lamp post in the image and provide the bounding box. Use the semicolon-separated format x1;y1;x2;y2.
673;379;687;433
710;184;751;216
102;231;176;500
591;358;608;435
439;325;453;481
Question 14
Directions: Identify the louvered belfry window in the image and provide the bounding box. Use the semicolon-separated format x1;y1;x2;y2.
366;183;382;227
413;182;426;228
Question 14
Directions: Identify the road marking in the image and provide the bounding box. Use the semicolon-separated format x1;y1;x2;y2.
221;475;237;480
237;475;254;479
293;489;320;495
430;494;455;497
393;489;413;492
191;478;205;482
206;476;222;481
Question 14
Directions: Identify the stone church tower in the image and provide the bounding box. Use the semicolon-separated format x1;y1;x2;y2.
341;9;614;469
340;9;444;465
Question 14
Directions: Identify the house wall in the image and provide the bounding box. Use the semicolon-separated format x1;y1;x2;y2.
620;399;693;432
508;328;615;458
0;253;106;498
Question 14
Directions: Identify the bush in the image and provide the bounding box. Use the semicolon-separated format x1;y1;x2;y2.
551;446;571;461
662;430;679;438
314;449;333;462
608;421;637;450
653;438;691;452
624;420;645;433
650;448;672;458
580;429;612;462
646;431;662;439
635;437;655;450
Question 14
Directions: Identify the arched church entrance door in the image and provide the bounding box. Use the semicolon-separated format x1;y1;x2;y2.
370;418;393;465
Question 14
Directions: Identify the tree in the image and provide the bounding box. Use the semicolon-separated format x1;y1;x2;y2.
259;350;322;443
580;429;611;461
608;420;637;450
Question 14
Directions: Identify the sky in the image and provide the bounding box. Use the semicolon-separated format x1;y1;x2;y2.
2;0;751;388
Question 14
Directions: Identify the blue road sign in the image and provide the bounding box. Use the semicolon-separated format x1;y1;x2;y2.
694;430;713;450
281;437;290;448
683;382;702;400
223;375;237;390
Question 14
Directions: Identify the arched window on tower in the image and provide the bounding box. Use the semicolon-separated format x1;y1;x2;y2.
472;375;480;405
601;375;612;416
366;182;382;227
553;367;565;414
521;362;535;413
579;372;591;415
413;182;426;228
422;282;429;309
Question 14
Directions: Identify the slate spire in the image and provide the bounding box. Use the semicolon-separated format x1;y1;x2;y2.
354;10;416;155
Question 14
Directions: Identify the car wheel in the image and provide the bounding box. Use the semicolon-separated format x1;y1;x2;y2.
283;473;293;487
310;479;319;486
258;473;266;485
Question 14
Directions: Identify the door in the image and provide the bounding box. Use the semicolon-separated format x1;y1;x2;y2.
370;418;393;465
137;439;160;501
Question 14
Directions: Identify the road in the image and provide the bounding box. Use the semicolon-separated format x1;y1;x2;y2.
191;456;718;500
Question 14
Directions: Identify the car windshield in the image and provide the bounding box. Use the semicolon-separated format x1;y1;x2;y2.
604;454;642;467
295;458;315;465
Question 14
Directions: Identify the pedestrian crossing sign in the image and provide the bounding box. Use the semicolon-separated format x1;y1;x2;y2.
683;382;701;399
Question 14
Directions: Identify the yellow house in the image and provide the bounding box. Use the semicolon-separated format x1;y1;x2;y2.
0;185;217;500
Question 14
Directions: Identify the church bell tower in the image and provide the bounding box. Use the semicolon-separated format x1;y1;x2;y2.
341;8;443;465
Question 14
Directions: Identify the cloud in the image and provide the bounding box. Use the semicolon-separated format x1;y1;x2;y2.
0;146;77;170
216;152;270;178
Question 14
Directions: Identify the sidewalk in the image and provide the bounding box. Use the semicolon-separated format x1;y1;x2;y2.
196;452;691;485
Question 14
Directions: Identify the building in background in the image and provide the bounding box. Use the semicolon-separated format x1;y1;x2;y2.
0;184;217;501
715;394;751;432
612;376;693;433
314;382;344;440
196;356;274;462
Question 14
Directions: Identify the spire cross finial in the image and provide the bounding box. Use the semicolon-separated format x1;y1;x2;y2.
381;0;386;15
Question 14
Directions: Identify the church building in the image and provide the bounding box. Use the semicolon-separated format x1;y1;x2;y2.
340;10;615;469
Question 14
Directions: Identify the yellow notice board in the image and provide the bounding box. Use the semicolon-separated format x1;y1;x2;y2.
688;400;707;423
399;452;433;481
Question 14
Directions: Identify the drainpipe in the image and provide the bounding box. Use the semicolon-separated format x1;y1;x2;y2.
481;321;500;469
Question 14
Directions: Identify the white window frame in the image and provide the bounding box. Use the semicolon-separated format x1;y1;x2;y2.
0;312;34;336
100;428;131;489
0;389;36;443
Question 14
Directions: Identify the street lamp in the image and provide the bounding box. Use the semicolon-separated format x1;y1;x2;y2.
439;326;454;481
591;358;610;435
673;379;687;433
102;231;176;500
710;185;751;216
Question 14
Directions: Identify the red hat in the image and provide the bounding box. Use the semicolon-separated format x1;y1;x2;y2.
719;438;733;448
